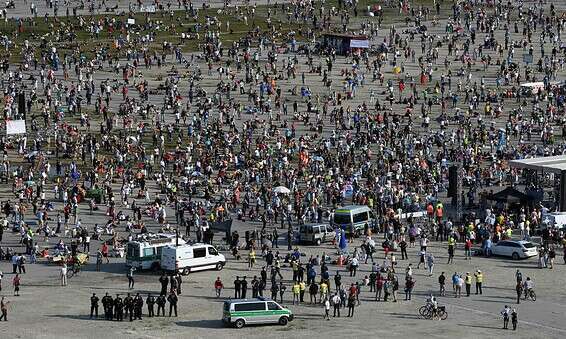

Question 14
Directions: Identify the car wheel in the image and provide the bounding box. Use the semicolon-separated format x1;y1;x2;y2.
182;268;191;275
315;239;321;246
511;252;520;260
216;262;224;271
234;319;245;329
279;316;289;326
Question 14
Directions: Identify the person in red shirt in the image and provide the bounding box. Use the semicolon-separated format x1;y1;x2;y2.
101;243;110;264
465;238;473;260
214;277;224;298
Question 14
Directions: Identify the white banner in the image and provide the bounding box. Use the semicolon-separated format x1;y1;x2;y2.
6;120;26;135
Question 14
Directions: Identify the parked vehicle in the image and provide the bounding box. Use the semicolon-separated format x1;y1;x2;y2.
161;243;225;275
299;224;335;245
491;240;538;260
126;233;185;270
332;205;375;236
222;297;293;328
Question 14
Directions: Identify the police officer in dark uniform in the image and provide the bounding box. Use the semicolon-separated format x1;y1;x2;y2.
156;294;166;316
146;294;156;317
134;293;143;320
101;293;113;320
167;291;178;317
90;293;99;319
124;293;134;321
170;275;178;293
175;274;183;295
114;295;124;321
159;274;169;296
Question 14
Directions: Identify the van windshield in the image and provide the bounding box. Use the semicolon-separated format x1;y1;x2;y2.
334;214;350;224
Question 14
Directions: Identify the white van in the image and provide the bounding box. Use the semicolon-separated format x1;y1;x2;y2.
161;244;226;275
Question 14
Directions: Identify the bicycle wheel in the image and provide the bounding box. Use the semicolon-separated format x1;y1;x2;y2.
419;305;429;316
67;270;74;279
530;291;536;301
439;310;448;320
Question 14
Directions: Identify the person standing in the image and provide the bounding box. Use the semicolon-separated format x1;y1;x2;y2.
146;294;155;317
156;294;166;316
167;291;178;317
465;272;472;297
114;295;123;321
159;274;169;296
233;276;241;298
332;292;341;317
501;305;511;329
299;280;306;303
292;281;300;305
60;263;68;286
11;254;18;274
278;281;286;302
323;297;330;320
511;309;518;330
399;239;408;260
0;270;3;291
347;293;356;317
309;282;319;303
0;297;9;321
133;293;143;320
12;274;20;296
214;277;224;298
474;270;483;294
90;293;99;319
241;276;248;299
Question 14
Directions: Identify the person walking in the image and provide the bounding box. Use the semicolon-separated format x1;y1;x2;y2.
127;267;135;289
426;253;435;276
0;297;9;321
90;293;99;318
60;263;68;286
501;305;511;329
12;274;20;296
515;281;523;304
438;272;446;296
323;297;330;320
214;277;224;298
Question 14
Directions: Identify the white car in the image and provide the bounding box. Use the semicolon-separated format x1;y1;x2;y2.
491;240;538;260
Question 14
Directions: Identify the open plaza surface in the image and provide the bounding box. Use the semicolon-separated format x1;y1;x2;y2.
0;0;566;338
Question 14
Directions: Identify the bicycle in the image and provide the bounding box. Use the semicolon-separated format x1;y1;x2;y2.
67;264;82;279
524;289;536;301
418;304;448;320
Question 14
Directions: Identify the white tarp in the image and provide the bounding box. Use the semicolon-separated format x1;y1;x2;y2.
350;39;369;48
6;120;26;135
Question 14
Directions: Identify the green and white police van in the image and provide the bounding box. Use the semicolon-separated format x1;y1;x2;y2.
222;297;293;328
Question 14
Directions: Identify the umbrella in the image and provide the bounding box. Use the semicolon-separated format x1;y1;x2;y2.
273;186;290;194
313;156;324;162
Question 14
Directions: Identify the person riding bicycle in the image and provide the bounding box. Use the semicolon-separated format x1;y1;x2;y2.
523;277;534;299
426;294;439;314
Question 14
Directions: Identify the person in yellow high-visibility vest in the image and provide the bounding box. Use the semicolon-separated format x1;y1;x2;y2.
299;281;306;302
465;272;472;296
248;249;256;270
447;236;456;264
292;282;301;305
474;270;483;294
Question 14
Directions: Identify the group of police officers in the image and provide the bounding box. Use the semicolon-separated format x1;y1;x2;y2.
90;291;179;320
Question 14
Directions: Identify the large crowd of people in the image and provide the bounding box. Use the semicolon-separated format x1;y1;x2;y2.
0;0;564;334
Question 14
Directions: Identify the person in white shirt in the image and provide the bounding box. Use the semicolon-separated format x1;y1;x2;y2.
60;264;68;286
323;298;330;320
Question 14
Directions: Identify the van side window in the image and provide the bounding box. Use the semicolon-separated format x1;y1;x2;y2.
353;212;368;223
267;302;281;310
208;247;218;256
193;248;207;258
143;248;155;257
313;227;320;234
235;302;266;311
